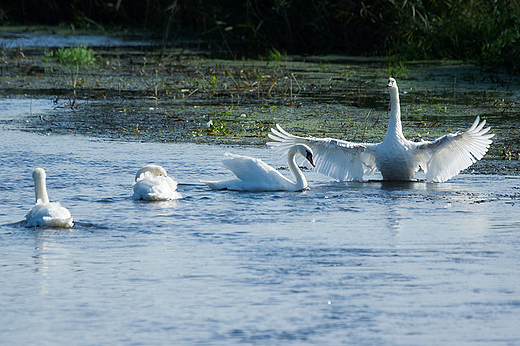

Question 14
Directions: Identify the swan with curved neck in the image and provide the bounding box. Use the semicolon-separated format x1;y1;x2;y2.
268;78;494;182
133;164;182;201
25;168;74;228
201;144;315;191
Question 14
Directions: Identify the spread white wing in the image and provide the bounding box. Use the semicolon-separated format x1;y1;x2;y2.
221;153;289;186
267;124;377;181
415;116;494;182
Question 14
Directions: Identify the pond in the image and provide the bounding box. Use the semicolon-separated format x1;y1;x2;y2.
1;98;519;345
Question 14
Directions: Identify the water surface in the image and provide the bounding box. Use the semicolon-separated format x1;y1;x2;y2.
1;99;519;345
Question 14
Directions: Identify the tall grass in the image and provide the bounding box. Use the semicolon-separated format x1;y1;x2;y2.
2;0;519;72
386;0;520;72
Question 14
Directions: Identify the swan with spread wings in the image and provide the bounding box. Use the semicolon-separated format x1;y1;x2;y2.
268;78;494;183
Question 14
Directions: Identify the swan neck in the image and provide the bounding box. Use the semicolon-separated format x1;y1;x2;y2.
34;172;50;203
287;147;307;190
385;87;404;140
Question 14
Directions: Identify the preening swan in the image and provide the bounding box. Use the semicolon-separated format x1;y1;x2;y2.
25;168;74;228
268;78;494;182
133;164;182;201
201;144;315;191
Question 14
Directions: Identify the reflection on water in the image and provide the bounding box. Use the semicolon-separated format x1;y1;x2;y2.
0;99;519;345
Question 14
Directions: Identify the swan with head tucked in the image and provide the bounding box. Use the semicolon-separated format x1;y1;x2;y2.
25;168;74;228
133;164;182;201
268;78;494;182
201;144;315;191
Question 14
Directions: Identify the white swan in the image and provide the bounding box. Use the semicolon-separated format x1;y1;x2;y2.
133;164;182;201
201;144;315;191
25;168;74;228
268;78;494;182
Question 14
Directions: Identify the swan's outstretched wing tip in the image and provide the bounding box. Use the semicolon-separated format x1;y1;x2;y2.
420;116;495;182
267;133;280;141
274;124;298;138
269;124;282;135
266;141;282;148
469;115;493;133
275;123;288;133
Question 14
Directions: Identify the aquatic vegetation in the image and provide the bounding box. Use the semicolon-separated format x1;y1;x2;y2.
267;47;283;62
201;120;231;136
1;37;518;159
44;45;97;66
387;60;408;78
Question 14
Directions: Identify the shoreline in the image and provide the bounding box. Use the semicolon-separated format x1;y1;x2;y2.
1;30;519;172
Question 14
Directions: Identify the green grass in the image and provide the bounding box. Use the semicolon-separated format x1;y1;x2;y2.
45;46;97;66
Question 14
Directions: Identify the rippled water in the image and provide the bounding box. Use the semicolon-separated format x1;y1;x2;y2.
1;99;519;345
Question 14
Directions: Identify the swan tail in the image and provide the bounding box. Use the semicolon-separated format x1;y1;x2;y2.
199;179;227;190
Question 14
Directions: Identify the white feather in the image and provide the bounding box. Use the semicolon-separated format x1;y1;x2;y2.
133;164;182;201
25;168;73;228
268;78;494;182
201;144;314;191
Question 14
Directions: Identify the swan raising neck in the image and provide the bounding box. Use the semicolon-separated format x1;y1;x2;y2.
267;77;494;182
33;167;50;203
385;78;404;141
26;167;74;228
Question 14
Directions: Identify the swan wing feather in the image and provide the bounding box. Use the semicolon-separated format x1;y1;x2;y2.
221;153;292;190
25;201;74;228
267;124;377;181
416;116;494;182
133;172;181;200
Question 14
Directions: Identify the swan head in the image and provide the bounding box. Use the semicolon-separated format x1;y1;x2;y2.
135;164;168;181
33;167;46;182
387;77;398;89
305;149;315;167
293;144;315;167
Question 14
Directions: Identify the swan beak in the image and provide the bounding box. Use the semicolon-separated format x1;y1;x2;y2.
387;79;393;88
306;152;315;167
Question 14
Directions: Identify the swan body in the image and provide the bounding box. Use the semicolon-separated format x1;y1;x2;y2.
268;78;494;182
25;168;74;228
132;164;182;201
201;144;315;191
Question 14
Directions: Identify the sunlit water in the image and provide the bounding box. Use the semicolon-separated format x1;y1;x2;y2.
1;99;519;345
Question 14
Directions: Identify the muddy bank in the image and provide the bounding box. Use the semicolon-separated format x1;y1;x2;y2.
1;32;519;167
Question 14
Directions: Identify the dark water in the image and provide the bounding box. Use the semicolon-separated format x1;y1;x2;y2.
1;99;520;345
0;31;147;48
